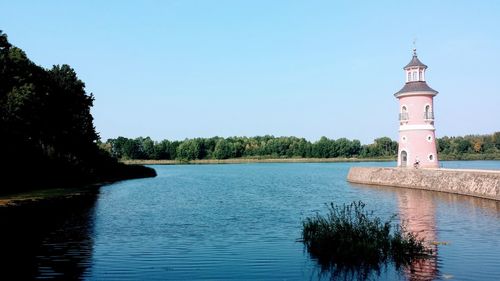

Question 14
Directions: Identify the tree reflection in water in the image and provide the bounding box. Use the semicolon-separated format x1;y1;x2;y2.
0;189;98;280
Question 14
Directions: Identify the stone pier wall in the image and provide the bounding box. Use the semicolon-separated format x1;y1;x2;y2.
347;167;500;201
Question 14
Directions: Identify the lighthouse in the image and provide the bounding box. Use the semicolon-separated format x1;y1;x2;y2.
395;49;439;168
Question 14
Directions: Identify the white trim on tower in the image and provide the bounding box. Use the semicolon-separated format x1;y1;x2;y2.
399;124;435;131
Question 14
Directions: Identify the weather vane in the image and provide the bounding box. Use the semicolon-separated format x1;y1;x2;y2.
413;38;417;54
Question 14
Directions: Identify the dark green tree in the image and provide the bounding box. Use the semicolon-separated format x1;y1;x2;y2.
213;139;232;159
0;31;155;193
176;139;201;160
493;132;500;150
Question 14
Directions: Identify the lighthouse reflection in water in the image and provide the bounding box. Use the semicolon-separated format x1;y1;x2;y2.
397;189;438;281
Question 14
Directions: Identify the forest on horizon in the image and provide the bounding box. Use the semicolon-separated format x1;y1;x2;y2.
101;133;500;161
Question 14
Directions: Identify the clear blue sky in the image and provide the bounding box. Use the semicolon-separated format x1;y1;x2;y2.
2;0;499;143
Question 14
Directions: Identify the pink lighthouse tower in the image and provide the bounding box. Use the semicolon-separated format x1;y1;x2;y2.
395;49;439;168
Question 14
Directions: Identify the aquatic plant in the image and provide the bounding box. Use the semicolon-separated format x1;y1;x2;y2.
302;201;431;280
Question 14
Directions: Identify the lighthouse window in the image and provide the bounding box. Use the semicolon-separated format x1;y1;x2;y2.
413;71;417;81
419;71;423;80
424;105;432;119
428;154;434;161
407;72;411;81
400;106;408;121
427;135;433;142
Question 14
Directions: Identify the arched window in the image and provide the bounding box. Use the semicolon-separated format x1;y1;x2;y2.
419;70;423;81
400;106;408;121
424;105;432;119
407;72;411;81
413;71;417;80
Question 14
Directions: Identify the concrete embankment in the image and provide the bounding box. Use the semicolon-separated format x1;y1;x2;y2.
347;167;500;201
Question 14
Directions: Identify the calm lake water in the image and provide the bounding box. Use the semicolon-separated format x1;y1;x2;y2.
1;161;499;280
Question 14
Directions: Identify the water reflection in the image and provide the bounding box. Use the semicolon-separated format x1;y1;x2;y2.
0;189;98;280
397;189;438;281
352;183;500;281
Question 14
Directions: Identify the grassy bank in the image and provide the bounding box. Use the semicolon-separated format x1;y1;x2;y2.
0;185;101;207
438;153;500;161
122;157;396;165
121;154;500;165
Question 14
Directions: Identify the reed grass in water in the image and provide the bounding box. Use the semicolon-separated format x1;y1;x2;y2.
302;201;431;278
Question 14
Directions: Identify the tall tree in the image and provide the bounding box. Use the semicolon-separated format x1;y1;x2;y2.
0;31;155;193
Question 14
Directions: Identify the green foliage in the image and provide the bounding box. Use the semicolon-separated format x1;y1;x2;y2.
302;201;431;280
494;132;500;150
437;133;500;155
176;139;202;160
105;135;369;160
213;139;233;159
359;137;398;158
0;31;155;194
104;132;500;161
0;30;11;50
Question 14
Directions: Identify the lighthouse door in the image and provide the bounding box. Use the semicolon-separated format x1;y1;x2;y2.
401;151;408;167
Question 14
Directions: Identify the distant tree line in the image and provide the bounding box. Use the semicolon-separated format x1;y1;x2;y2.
102;133;500;161
437;133;500;159
0;30;154;194
101;136;398;161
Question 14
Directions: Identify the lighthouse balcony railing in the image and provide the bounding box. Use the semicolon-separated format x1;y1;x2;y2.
399;113;409;121
424;111;434;120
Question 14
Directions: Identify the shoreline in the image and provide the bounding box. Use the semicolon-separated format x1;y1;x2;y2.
0;184;102;207
1;161;156;201
121;157;395;165
121;157;500;165
4;158;499;206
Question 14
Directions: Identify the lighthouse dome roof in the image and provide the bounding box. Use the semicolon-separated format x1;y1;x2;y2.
404;49;427;69
394;81;437;97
